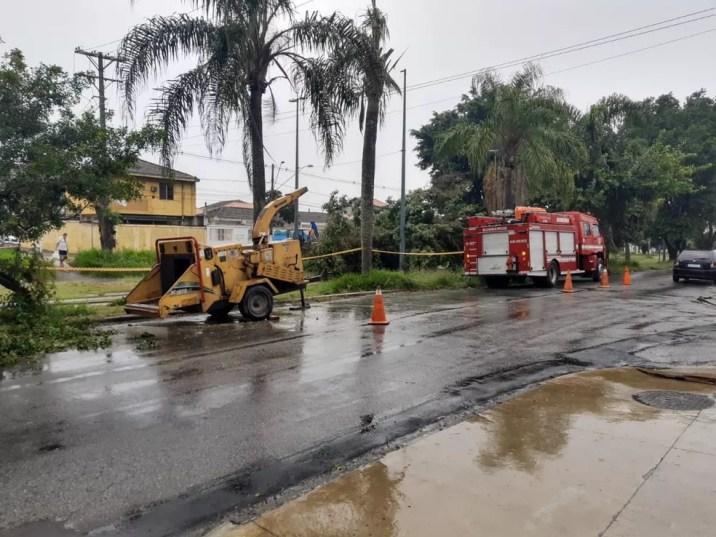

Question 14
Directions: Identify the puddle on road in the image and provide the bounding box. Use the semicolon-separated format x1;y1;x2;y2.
217;368;716;537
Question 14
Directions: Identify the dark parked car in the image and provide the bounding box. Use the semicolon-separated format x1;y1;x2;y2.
673;250;716;283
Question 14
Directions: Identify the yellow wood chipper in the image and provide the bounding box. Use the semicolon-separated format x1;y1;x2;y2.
125;187;310;320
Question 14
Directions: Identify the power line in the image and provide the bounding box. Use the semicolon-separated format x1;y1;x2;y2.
546;27;716;76
179;150;402;192
407;10;715;91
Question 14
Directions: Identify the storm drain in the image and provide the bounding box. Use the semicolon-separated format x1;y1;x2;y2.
633;391;714;411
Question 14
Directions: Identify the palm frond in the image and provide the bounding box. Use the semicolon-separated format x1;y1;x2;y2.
118;14;217;115
148;64;211;166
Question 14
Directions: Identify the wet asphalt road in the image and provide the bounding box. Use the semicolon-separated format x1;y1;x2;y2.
1;272;716;536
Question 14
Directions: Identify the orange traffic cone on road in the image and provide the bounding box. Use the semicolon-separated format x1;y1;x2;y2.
623;266;632;286
562;271;575;293
599;267;610;289
368;288;390;325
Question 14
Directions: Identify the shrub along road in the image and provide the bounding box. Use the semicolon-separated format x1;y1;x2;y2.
1;271;715;536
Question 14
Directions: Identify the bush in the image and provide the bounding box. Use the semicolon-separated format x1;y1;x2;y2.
316;269;476;295
0;303;113;369
72;248;155;268
0;249;54;307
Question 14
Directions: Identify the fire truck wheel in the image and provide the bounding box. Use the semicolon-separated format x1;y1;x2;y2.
241;285;274;321
546;261;560;288
592;258;604;282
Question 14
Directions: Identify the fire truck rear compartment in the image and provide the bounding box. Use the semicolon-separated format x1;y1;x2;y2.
478;232;509;275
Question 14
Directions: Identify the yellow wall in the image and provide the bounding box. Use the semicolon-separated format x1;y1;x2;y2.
39;221;206;254
82;177;197;218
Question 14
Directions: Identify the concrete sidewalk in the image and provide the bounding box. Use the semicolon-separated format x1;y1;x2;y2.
207;368;716;537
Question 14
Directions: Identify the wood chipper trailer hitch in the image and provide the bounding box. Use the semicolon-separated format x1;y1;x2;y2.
125;187;310;320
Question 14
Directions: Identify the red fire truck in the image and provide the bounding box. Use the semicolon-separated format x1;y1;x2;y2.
464;207;607;288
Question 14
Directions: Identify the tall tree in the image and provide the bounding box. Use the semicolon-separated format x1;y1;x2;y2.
577;95;695;260
0;50;82;300
59;112;160;251
118;0;350;221
298;0;401;273
0;50;82;243
437;64;585;211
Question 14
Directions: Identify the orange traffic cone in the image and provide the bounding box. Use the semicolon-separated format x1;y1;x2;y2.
368;288;390;325
623;266;632;286
599;267;610;289
562;271;575;293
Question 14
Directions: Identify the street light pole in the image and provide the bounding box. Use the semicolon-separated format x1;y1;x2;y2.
399;68;407;271
289;97;305;238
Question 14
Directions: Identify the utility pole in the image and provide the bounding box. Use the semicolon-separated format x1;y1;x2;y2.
74;48;126;252
399;68;408;271
74;48;125;129
271;163;275;194
289;96;305;238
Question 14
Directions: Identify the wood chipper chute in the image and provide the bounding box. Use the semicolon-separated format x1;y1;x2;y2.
125;187;310;320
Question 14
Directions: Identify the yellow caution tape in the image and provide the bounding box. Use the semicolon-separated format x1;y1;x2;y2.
371;249;463;257
303;247;363;261
49;248;463;270
49;267;152;272
304;248;463;260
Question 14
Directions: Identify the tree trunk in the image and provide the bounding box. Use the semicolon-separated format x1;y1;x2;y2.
482;164;501;212
664;239;678;261
504;167;515;209
624;242;631;264
249;86;266;223
0;271;28;298
96;203;116;251
360;94;381;274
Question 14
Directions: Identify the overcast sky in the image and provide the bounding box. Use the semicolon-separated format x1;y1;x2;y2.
3;0;716;211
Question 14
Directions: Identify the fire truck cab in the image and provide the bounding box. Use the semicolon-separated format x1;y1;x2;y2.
464;207;607;288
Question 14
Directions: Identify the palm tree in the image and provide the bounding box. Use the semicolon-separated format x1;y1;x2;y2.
297;0;400;273
118;0;351;220
438;64;585;211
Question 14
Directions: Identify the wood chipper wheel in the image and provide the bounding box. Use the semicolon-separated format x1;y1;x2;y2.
241;285;274;321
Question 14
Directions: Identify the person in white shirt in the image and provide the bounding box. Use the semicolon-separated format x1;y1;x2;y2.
56;233;69;267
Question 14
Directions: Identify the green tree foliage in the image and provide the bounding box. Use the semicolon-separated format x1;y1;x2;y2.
0;50;154;300
306;193;362;275
577;93;701;259
412;74;715;263
0;49;83;244
0;49;82;303
58;112;160;251
437;65;585;211
298;0;401;273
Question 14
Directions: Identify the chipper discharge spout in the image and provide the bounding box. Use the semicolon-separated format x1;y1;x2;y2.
124;188;310;320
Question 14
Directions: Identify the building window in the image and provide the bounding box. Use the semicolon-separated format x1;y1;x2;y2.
216;228;226;241
159;182;174;200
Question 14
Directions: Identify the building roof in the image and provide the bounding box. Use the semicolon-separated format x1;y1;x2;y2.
201;199;253;212
198;199;328;223
129;159;198;183
373;198;388;208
